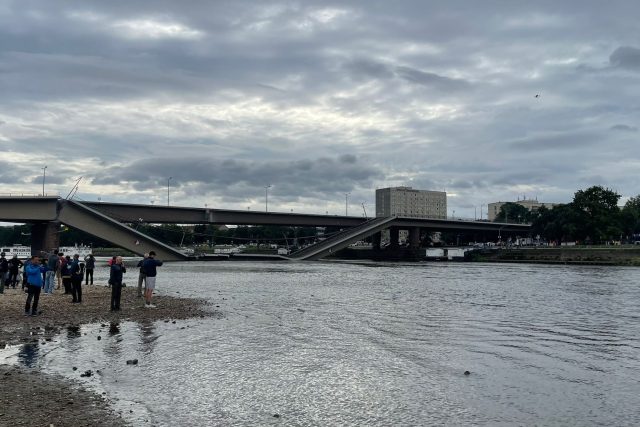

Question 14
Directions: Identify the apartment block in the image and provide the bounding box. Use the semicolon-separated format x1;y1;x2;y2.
376;187;447;219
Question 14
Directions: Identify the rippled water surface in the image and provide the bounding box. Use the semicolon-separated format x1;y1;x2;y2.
4;261;640;426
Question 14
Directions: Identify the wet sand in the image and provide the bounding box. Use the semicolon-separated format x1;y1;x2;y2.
0;285;215;426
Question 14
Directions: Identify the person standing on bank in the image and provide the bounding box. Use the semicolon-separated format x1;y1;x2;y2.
8;255;24;289
44;250;59;294
25;256;46;316
0;252;8;294
61;255;72;294
136;253;148;298
84;254;95;285
142;251;163;308
109;256;126;311
70;254;84;303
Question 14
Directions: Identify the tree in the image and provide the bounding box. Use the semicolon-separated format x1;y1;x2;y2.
621;195;640;239
571;186;621;243
493;202;531;223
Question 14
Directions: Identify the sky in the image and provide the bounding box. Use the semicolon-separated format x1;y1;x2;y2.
1;0;639;219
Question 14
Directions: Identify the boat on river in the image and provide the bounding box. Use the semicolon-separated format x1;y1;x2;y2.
0;244;93;259
58;245;93;258
0;244;31;258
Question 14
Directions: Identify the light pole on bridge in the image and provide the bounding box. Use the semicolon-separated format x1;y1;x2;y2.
345;192;350;216
41;165;47;196
264;184;271;212
167;177;173;206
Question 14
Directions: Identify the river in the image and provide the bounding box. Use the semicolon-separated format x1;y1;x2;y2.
2;261;640;426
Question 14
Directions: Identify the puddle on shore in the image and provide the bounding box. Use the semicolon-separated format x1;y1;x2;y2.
1;319;206;425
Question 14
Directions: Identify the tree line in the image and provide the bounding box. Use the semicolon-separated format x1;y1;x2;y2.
495;185;640;244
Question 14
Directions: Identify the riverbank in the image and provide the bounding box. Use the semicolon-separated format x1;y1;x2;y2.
469;247;640;266
0;285;215;426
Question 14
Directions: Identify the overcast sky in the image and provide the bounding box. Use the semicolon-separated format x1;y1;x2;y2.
1;1;639;218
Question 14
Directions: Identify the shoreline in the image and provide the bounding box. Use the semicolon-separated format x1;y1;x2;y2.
0;285;216;426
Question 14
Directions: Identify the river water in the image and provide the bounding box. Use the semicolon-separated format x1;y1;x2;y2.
3;261;640;426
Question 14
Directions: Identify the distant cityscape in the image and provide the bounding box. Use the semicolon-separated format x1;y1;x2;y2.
375;186;553;222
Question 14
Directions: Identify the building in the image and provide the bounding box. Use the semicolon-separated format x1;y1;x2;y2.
487;199;558;221
375;187;447;219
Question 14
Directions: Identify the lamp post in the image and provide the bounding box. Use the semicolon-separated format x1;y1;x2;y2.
345;192;350;216
264;185;271;212
41;166;47;196
167;177;173;206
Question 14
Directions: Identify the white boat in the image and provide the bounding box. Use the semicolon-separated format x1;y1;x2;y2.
0;244;93;259
1;244;32;258
58;245;93;258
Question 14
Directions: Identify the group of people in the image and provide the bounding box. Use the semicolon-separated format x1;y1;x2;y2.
20;250;96;316
1;249;162;316
0;253;24;293
108;251;163;311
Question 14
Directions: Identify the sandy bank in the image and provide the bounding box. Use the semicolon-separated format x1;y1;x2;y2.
1;285;216;426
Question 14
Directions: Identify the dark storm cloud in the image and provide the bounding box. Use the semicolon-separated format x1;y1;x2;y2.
344;58;469;92
89;155;382;200
395;66;469;91
609;46;640;70
610;124;638;132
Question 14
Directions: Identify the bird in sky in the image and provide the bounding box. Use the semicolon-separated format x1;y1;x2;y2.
535;94;540;98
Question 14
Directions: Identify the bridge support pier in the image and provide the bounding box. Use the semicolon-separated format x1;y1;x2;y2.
409;227;421;249
372;232;381;250
389;227;400;249
31;221;60;256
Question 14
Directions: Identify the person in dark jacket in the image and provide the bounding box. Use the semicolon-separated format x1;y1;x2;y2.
8;254;23;289
0;252;8;294
136;253;148;298
84;254;95;285
142;251;163;308
109;256;126;311
70;254;84;303
61;255;72;294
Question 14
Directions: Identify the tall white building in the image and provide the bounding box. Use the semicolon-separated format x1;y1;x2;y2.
376;187;447;219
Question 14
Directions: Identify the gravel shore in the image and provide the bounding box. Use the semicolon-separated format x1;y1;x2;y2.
0;285;215;426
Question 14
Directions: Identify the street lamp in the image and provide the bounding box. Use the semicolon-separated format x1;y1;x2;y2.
167;177;173;206
41;166;47;196
345;192;350;216
264;185;271;212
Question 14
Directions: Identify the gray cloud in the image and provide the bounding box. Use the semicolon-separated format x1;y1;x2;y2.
609;46;640;70
2;1;640;216
89;154;382;201
395;66;469;91
610;124;638;132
